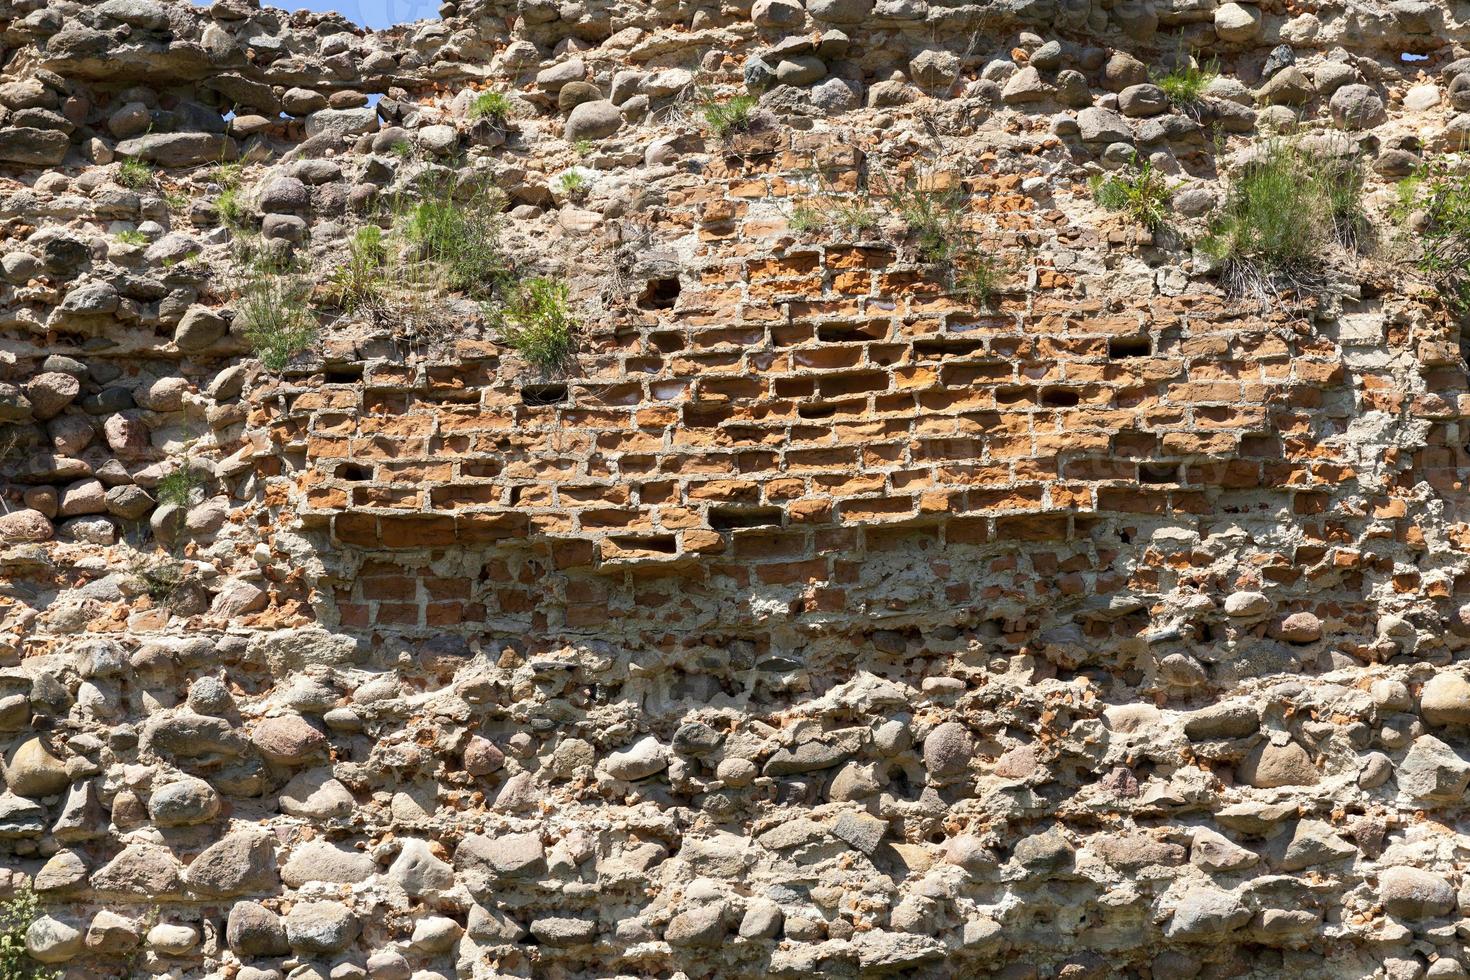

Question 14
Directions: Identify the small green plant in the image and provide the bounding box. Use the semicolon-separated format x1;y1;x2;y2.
0;889;58;980
954;253;1001;305
701;94;757;138
1153;60;1217;108
1089;156;1171;231
400;176;509;297
154;467;202;508
115;229;148;246
1201;139;1364;297
789;203;824;233
883;174;971;263
328;224;388;312
164;190;188;211
239;276;318;370
117;157;154;189
499;277;576;373
212;160;244;189
390;139;414;159
573;139;594;158
216;186;246;229
469;90;513;124
559;170;587;196
1394;159;1470;310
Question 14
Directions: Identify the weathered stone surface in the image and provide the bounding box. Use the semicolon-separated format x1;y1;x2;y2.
184;831;278;896
227;901;288;956
563;101;622;142
116;133;234;167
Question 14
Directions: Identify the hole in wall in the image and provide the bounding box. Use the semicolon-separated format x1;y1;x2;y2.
520;383;568;406
709;507;783;531
1040;387;1080;408
608;534;677;555
1108;336;1150;359
325;364;363;383
638;277;681;310
1139;463;1177;484
336;462;373;481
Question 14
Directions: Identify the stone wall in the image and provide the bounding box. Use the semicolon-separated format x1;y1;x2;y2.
3;0;1470;977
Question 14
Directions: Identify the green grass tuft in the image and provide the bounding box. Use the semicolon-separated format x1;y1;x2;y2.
154;468;200;508
469;91;513;124
329;225;388;312
115;229;148;245
1153;60;1217;107
500;277;577;373
117;157;154;189
1201;140;1365;296
400;177;509;297
702;95;757;138
239;276;318;371
1089;156;1171;231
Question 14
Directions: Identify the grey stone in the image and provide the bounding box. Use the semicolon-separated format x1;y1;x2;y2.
228;901;288;956
6;737;70;797
251;714;328;765
807;0;872;22
776;56;827;86
455;831;546;881
1281;820;1356;870
92;843;184;896
910;49;960;90
1119;83;1168;117
600;735;669;780
185;831;278;897
1397;735;1470;800
389;838;455;896
1078;107;1132;144
1184;702;1259;740
284;901;359;954
304;107;379;140
1165;887;1250;939
1013;829;1074;871
279;769;356;819
26;916;83;963
0;128;69;165
282;840;375;887
1330;84;1387;129
116;133;235;167
1237;740;1317;788
1381;867;1455;919
530;916;597;947
922;721;974;777
147;776;220;827
563;100;622;142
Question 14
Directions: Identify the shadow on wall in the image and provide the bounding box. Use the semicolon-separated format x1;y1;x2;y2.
191;0;439;29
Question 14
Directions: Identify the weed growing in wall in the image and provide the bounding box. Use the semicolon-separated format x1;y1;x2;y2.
1394;160;1470;310
1153;60;1217;108
0;890;57;980
469;91;512;124
499;277;577;373
701;94;757;138
1202;140;1364;297
1090;156;1171;231
328;225;388;312
154;467;202;508
239;275;318;370
401;175;509;298
117;157;153;189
